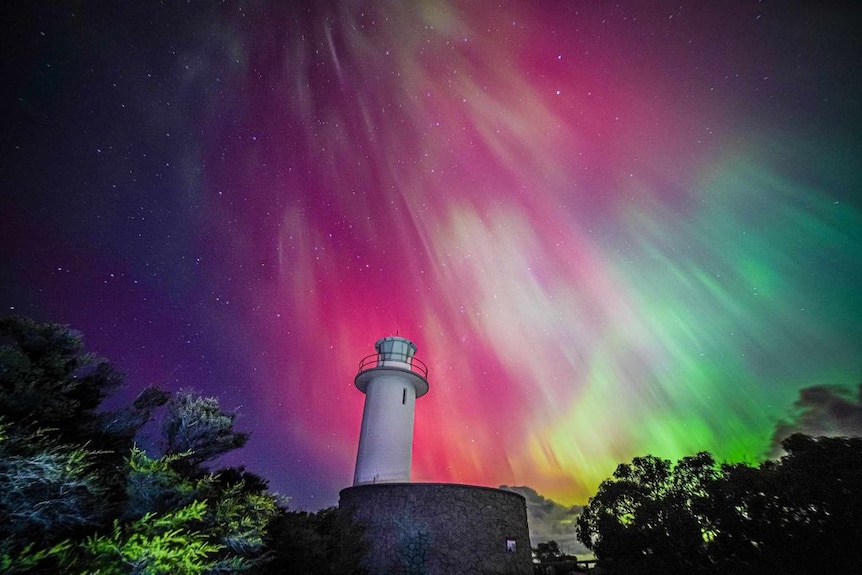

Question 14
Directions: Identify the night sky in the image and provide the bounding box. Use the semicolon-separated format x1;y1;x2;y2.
2;0;861;519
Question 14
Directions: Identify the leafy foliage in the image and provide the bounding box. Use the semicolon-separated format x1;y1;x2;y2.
576;452;719;574
0;541;73;575
124;445;196;520
576;436;862;574
0;316;367;575
261;507;368;575
77;500;222;575
0;422;106;546
161;390;250;474
712;435;862;573
533;540;562;564
0;317;171;521
0;316;122;445
532;539;581;573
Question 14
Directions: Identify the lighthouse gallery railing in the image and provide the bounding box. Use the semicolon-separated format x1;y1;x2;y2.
357;352;428;379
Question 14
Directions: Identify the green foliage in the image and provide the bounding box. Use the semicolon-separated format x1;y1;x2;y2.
577;436;862;575
532;539;582;575
122;446;280;572
210;484;278;555
77;500;222;575
124;445;196;519
0;316;368;575
0;540;73;574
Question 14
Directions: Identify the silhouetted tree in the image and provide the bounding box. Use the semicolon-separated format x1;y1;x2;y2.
0;316;279;574
576;452;720;574
533;540;583;574
535;540;562;563
577;437;862;575
0;316;123;446
773;434;862;573
711;435;862;574
259;506;367;575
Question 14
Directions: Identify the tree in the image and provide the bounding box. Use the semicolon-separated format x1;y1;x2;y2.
575;452;722;575
0;316;369;575
161;389;249;475
0;418;106;562
715;435;862;574
0;317;128;567
577;437;862;575
76;499;223;575
260;506;367;575
104;446;278;574
0;316;277;574
0;317;171;516
533;540;583;574
0;316;123;446
534;540;562;564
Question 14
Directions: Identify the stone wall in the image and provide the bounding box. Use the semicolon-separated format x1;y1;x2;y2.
339;483;532;574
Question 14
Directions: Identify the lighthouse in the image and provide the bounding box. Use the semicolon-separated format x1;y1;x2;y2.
341;336;533;574
352;336;429;486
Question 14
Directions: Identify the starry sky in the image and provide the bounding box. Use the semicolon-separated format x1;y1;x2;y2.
2;1;861;516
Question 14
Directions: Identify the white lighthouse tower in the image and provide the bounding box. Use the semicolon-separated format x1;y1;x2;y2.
353;336;429;486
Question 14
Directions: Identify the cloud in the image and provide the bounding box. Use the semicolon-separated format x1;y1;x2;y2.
769;381;862;457
500;485;591;556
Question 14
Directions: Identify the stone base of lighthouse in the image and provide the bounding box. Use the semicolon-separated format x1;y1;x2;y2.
339;483;532;575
